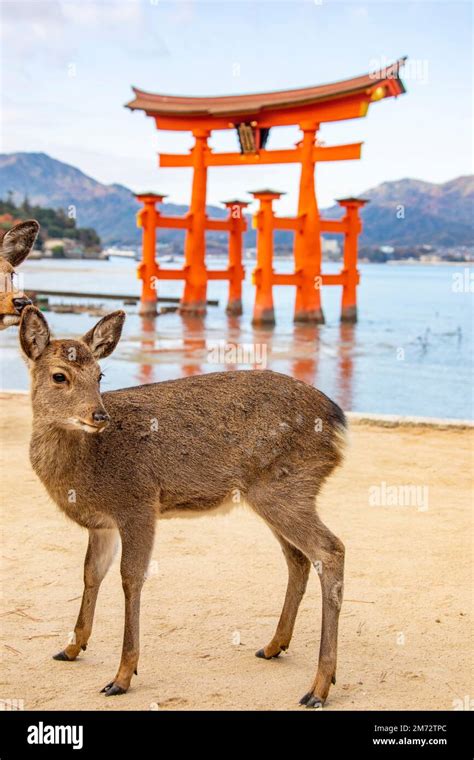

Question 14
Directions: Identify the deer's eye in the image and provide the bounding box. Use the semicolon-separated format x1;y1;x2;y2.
52;373;67;384
98;372;104;382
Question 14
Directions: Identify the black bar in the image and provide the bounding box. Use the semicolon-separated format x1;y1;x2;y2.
0;710;471;757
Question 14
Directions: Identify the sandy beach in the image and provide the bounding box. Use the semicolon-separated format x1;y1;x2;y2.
0;392;472;712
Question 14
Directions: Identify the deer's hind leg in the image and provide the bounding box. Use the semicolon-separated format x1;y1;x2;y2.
247;470;345;707
255;531;310;659
53;528;119;662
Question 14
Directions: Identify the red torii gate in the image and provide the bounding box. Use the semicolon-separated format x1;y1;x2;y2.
127;58;406;323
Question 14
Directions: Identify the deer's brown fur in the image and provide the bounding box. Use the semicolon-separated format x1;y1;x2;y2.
20;305;346;707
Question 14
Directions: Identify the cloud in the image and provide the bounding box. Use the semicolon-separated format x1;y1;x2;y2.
1;0;62;22
61;0;143;29
1;0;72;63
1;0;168;66
351;5;370;19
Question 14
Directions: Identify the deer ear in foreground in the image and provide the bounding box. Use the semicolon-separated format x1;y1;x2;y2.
19;305;51;360
1;219;40;268
81;310;126;359
0;219;39;329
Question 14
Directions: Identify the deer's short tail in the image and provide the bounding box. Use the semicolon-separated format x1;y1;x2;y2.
329;401;348;468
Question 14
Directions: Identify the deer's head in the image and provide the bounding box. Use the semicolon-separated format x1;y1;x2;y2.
0;220;39;329
20;306;125;433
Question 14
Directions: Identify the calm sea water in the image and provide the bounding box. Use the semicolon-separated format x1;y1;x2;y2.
1;258;472;420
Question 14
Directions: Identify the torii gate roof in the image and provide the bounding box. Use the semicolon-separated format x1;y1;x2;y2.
126;58;406;130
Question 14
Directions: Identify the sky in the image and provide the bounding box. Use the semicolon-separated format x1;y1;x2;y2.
1;0;472;213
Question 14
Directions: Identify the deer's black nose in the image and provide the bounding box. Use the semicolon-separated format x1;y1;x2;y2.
13;297;32;313
92;410;109;424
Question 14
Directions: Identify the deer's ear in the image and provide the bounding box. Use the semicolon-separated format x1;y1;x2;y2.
19;305;50;360
81;310;125;359
1;220;40;267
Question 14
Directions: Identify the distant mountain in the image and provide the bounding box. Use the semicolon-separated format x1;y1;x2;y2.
0;153;137;244
0;152;227;246
0;152;472;247
324;176;474;246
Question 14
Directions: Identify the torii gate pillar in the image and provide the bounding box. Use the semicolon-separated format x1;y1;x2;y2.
223;200;248;316
136;192;165;316
338;197;369;323
251;190;282;326
294;122;325;325
180;128;210;316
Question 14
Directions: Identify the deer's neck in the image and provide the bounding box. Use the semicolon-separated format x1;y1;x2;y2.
30;417;89;492
30;418;116;530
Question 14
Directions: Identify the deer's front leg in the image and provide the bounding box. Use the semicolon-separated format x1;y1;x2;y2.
54;528;119;662
101;517;155;696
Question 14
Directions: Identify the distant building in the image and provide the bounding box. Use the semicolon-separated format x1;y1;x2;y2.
44;238;84;258
322;238;341;256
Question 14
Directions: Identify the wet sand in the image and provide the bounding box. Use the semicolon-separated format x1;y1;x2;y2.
0;393;472;711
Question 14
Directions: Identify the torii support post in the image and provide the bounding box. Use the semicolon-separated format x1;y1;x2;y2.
337;197;369;323
223;199;248;316
136;192;166;316
294;122;325;325
180;128;210;316
251;190;282;326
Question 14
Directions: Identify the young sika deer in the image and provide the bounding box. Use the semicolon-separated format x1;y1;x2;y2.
0;220;38;328
20;306;346;707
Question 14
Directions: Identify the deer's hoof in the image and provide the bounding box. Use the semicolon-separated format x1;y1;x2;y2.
299;691;323;708
100;681;127;696
53;650;71;661
255;648;280;659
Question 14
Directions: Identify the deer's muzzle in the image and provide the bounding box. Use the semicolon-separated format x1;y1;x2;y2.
67;411;110;434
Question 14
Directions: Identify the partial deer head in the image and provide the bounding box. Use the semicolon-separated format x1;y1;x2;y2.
0;220;39;328
20;306;125;433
